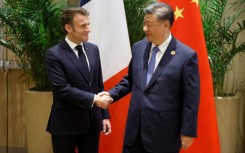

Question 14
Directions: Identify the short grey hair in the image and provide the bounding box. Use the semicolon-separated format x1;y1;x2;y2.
144;2;174;27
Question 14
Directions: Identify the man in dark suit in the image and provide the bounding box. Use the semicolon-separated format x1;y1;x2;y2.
100;2;200;153
44;8;112;153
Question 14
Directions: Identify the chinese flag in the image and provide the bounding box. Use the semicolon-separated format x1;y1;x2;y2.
159;0;220;152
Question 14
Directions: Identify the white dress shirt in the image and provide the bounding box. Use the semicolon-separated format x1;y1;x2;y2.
148;33;172;71
65;37;90;71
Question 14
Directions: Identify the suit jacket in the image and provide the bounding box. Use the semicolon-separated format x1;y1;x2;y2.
109;37;200;152
45;40;109;135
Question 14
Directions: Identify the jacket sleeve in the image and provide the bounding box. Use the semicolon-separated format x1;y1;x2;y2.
109;58;133;102
181;52;200;137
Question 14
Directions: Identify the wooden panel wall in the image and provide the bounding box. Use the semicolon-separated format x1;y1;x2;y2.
7;69;27;148
0;69;28;148
0;71;7;147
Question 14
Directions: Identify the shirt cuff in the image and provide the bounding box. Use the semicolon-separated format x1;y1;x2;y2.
91;94;96;108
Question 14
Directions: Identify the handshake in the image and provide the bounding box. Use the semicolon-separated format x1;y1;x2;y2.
94;91;112;109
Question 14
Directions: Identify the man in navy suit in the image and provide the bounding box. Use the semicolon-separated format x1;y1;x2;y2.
44;8;112;153
100;2;200;153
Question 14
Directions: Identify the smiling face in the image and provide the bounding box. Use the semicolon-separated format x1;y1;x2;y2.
143;14;170;45
65;13;90;44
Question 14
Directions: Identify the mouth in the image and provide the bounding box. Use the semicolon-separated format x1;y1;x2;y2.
145;34;151;37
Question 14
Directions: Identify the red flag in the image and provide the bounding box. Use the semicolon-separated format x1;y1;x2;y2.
99;68;130;153
159;0;220;152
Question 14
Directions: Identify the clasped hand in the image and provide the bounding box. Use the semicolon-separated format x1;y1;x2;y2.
94;91;112;109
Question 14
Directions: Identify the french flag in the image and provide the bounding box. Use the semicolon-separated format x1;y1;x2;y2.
80;0;131;153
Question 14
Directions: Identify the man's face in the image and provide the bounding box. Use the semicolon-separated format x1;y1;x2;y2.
143;14;167;45
66;14;90;44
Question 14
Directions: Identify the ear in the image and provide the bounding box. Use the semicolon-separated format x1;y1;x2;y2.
162;20;170;29
65;24;72;33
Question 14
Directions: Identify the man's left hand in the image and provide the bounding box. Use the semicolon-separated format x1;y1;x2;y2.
181;135;194;151
102;119;111;135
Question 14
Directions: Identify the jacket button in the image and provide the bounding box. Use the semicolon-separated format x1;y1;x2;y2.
138;106;145;111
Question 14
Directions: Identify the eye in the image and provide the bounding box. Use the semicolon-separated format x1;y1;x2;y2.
81;23;89;29
143;21;156;28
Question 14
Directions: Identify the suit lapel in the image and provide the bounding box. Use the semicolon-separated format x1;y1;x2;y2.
61;41;90;84
83;43;94;85
143;41;152;88
145;37;177;90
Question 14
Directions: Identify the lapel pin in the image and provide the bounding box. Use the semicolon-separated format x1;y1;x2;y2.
171;51;176;55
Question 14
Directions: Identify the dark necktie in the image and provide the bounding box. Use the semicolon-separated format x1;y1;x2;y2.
75;45;90;78
147;46;159;85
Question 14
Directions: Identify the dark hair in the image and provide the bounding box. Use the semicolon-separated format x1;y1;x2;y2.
61;7;89;33
144;2;174;27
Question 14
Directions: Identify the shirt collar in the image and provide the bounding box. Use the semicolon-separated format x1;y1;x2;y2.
151;33;172;53
65;37;83;50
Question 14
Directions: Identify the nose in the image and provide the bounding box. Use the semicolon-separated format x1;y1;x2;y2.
86;25;91;32
143;25;148;32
